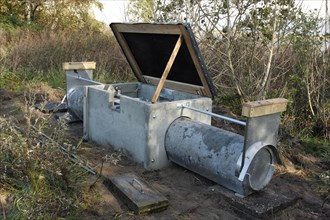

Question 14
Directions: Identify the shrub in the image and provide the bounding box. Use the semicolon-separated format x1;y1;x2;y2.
0;115;91;219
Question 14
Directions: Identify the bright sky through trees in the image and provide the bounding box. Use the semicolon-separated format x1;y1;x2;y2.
94;0;327;24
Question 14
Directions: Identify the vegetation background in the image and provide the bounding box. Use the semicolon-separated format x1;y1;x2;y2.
0;0;329;219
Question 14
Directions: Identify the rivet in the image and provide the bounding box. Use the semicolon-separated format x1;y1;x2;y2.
152;115;156;119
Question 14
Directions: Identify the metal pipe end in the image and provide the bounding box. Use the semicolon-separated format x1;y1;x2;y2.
246;147;275;191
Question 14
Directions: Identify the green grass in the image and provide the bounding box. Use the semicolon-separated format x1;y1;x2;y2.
302;137;330;160
0;69;24;91
0;66;66;91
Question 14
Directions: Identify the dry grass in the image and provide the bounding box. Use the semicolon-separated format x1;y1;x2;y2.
1;28;134;87
0;93;96;219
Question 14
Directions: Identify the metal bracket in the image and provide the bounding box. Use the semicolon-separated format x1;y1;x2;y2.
176;102;191;109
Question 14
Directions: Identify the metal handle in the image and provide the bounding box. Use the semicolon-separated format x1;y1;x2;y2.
131;178;144;194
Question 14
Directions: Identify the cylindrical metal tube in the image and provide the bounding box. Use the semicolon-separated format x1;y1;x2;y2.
67;86;85;120
165;117;275;196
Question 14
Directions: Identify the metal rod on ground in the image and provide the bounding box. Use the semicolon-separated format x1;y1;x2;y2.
61;95;67;104
29;125;97;175
182;105;246;126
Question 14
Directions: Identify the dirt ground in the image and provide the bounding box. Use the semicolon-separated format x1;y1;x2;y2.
1;89;330;219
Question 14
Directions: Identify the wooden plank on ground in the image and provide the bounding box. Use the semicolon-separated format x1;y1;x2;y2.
151;35;183;103
103;173;169;215
242;98;288;117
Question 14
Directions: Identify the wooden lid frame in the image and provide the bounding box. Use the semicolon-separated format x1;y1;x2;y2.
110;23;216;99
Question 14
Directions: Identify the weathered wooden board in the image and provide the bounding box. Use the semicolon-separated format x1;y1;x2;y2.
62;62;96;70
113;23;182;34
104;173;169;215
151;35;183;103
242;98;288;117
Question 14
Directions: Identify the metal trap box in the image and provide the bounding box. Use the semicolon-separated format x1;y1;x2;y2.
64;23;288;197
83;23;216;170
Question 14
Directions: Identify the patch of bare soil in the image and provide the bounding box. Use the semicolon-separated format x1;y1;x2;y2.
76;141;241;220
69;105;329;220
1;89;329;219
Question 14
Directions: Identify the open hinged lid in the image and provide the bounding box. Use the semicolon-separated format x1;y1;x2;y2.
110;23;216;99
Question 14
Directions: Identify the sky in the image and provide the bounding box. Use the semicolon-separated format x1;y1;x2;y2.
94;0;128;23
93;0;328;24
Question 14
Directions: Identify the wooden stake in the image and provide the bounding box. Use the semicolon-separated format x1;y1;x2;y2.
151;35;183;103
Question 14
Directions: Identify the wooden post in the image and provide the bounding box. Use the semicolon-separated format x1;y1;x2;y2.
62;62;96;70
242;98;288;118
151;35;183;103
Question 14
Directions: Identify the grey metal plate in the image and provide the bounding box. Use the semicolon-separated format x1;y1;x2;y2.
211;184;300;219
110;23;216;98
